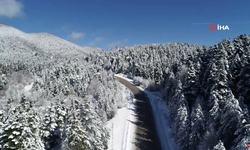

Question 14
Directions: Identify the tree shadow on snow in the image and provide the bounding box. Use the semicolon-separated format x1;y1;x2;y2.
116;77;161;150
127;91;161;150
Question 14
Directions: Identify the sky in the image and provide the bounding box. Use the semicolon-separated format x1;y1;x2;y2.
0;0;250;50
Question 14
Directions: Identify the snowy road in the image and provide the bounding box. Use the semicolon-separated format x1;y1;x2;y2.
115;76;161;150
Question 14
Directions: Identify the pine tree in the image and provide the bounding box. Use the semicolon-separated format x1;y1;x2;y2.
63;119;90;150
198;128;219;150
0;95;44;150
183;63;198;111
206;45;229;130
189;96;205;150
40;94;67;149
236;58;250;106
78;97;109;150
213;140;226;150
231;109;250;150
172;81;190;150
175;105;190;150
0;110;5;149
218;92;242;148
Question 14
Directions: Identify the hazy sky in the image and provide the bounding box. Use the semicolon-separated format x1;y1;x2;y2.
0;0;250;49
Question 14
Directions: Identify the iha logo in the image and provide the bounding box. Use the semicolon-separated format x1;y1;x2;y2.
247;143;250;147
209;23;230;31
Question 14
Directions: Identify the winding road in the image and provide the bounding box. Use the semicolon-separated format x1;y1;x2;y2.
115;76;161;150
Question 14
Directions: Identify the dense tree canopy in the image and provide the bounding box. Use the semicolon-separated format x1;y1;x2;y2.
1;30;250;149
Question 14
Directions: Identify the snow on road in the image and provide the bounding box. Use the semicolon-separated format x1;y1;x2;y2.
114;74;133;83
144;90;177;150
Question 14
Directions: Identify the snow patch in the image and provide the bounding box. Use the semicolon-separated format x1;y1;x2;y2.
114;74;133;83
24;82;33;92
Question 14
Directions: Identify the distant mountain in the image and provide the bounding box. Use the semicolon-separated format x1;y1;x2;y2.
0;23;96;63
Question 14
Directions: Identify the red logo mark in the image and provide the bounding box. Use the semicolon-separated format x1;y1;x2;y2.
209;23;217;31
247;144;250;147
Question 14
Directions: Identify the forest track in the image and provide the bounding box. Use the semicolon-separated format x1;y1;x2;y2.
115;76;162;150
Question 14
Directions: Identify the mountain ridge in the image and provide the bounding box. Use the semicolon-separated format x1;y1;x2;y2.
0;24;95;61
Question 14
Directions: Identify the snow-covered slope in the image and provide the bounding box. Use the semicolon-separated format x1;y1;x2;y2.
82;46;102;52
0;23;93;62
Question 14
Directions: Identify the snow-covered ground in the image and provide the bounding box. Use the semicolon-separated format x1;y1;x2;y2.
125;101;138;150
144;90;177;150
112;74;177;150
107;74;138;150
107;97;137;150
107;107;130;150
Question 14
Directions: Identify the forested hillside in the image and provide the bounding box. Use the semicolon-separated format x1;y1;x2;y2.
1;23;250;150
0;24;133;150
88;34;250;150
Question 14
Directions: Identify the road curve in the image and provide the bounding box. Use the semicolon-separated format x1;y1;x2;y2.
115;76;161;150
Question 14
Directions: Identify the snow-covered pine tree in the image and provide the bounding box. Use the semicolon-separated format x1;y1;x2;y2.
183;63;198;111
175;105;190;150
41;96;67;150
218;92;242;148
189;95;205;150
206;44;228;129
0;95;44;150
236;57;250;108
198;128;219;149
171;81;190;150
213;140;226;150
0;110;5;149
62;96;91;150
231;109;250;150
40;103;57;149
63;118;90;150
79;97;109;150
